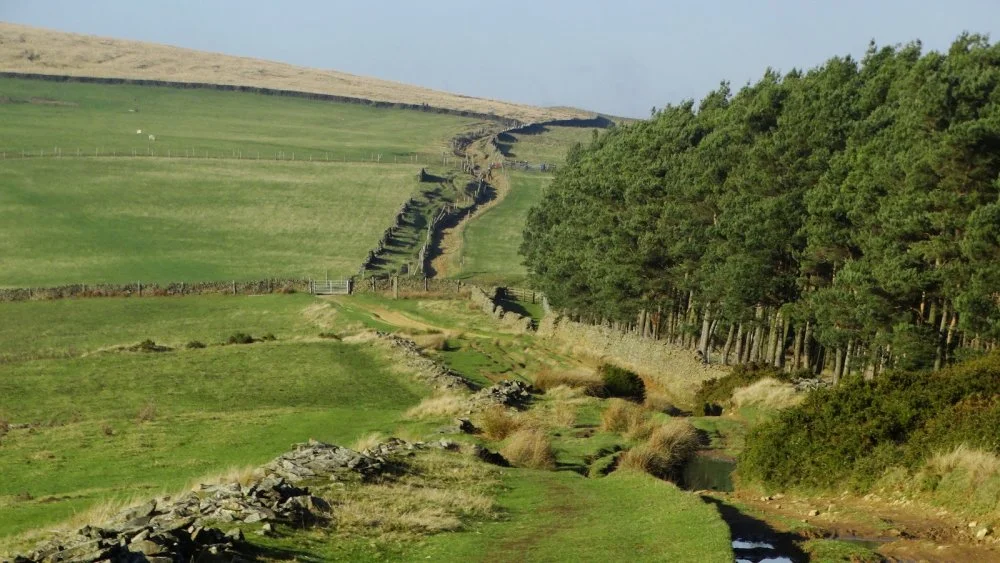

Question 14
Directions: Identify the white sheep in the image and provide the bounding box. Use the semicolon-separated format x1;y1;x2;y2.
148;134;155;142
136;129;142;134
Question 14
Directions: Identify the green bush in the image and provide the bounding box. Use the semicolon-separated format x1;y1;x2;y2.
261;333;277;342
694;363;793;415
129;339;171;353
739;353;1000;491
185;340;207;349
226;332;256;345
599;364;645;402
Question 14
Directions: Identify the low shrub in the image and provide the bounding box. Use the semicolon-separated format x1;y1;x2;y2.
318;332;342;340
619;419;699;482
477;405;522;440
226;332;256;345
502;427;556;470
261;333;277;342
598;364;645;402
129;339;171;353
739;353;1000;491
185;340;206;349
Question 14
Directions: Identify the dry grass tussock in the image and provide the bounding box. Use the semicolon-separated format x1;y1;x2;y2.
501;428;557;470
619;419;700;482
0;22;589;122
644;391;679;414
404;392;469;420
351;432;387;453
410;333;449;352
927;445;1000;486
477;405;525;440
730;378;803;410
600;398;653;440
533;369;603;395
324;450;499;541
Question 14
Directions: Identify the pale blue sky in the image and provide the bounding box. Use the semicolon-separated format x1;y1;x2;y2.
2;0;997;117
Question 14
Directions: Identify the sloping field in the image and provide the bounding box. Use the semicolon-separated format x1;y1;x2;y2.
0;158;421;286
0;77;481;160
0;22;591;123
456;126;599;283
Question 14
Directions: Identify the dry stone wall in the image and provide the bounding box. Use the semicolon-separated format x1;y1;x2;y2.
538;313;726;402
0;279;309;303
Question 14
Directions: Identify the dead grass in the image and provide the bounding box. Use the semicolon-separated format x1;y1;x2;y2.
411;333;449;352
730;378;803;410
533;369;603;395
501;428;556;470
619;419;700;482
477;405;523;440
0;22;590;123
404;393;469;420
351;432;387;453
927;445;1000;486
644;391;679;414
321;449;500;541
600;398;653;440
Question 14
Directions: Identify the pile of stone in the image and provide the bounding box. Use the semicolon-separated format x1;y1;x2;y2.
376;333;472;392
792;377;831;392
6;439;421;563
471;380;534;409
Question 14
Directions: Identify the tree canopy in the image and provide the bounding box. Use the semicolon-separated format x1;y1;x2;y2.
522;35;1000;375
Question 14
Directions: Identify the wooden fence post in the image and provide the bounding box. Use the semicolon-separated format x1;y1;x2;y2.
393;276;399;299
137;281;142;297
232;280;237;295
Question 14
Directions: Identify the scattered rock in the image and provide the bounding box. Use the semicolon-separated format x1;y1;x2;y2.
471;444;510;467
471;380;535;409
456;418;478;434
808;509;820;517
977;527;991;540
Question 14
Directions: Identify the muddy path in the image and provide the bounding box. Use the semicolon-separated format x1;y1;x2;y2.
703;487;1000;562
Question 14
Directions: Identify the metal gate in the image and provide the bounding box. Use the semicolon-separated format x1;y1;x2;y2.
309;279;352;295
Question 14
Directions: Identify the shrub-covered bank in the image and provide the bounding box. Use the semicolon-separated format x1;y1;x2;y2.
740;353;1000;495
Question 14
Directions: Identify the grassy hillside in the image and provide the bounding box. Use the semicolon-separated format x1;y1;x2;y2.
0;77;481;160
0;158;423;286
458;172;550;283
456;126;599;283
0;22;591;123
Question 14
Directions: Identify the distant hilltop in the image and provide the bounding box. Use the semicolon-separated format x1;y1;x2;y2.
0;21;595;123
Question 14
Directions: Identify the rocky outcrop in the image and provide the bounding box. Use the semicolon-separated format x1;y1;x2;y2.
6;439;430;563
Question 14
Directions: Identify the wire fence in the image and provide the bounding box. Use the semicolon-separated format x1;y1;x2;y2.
0;147;469;168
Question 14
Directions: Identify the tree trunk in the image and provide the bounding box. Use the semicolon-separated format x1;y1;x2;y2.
776;317;790;369
934;300;949;371
844;340;854;378
733;324;745;365
791;322;805;372
764;309;779;365
722;324;737;365
698;303;713;360
833;347;843;386
749;306;764;363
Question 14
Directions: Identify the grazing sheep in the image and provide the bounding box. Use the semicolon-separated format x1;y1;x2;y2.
136;129;142;134
148;134;155;142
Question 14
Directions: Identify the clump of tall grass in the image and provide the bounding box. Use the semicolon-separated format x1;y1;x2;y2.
477;405;522;440
730;378;803;410
619;419;700;482
404;393;469;419
533;369;603;395
600;398;652;439
502;428;556;470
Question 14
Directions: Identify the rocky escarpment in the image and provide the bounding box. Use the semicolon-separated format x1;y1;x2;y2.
5;439;434;563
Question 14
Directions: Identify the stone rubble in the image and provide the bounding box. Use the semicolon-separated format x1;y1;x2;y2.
471;380;534;409
376;333;473;392
5;439;439;563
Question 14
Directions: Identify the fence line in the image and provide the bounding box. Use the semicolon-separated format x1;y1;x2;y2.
0;147;468;168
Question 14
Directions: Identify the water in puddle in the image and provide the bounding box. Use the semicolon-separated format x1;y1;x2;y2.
732;537;794;563
682;452;735;492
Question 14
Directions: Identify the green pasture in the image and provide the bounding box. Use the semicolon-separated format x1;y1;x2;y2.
0;158;421;286
501;125;597;165
457;172;551;283
0;77;481;160
0;339;427;538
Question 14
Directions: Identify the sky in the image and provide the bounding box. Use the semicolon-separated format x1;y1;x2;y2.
2;0;999;118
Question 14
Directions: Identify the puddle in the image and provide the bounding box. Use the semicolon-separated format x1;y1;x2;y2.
682;452;735;492
732;537;795;562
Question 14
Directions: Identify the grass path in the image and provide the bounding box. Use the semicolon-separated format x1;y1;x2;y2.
412;470;731;562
